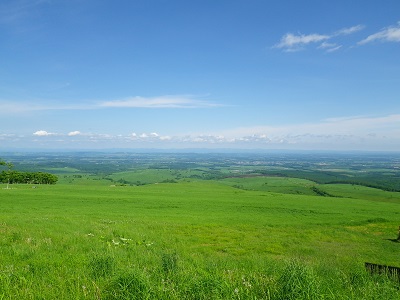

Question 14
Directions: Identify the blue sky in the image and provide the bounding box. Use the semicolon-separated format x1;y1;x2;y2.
1;0;399;151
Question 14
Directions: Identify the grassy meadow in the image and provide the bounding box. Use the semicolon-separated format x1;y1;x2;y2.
1;152;400;299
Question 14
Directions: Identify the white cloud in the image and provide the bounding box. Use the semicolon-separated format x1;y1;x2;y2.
33;130;55;136
0;100;95;114
0;101;42;114
275;33;329;51
326;45;342;53
0;133;16;140
0;94;221;116
68;131;81;136
275;24;364;52
100;95;219;108
236;134;271;143
359;21;400;44
160;135;172;141
190;135;227;144
318;42;337;49
318;42;342;52
334;25;365;36
129;132;170;141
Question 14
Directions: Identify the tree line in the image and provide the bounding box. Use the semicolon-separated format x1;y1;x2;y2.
0;159;58;185
0;171;58;185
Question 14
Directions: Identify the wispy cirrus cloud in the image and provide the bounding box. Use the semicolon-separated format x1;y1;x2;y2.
0;99;97;114
276;22;400;52
0;0;50;34
334;25;365;36
0;95;220;115
274;33;330;52
358;21;400;45
100;95;220;108
318;42;342;52
0;101;44;114
274;24;364;52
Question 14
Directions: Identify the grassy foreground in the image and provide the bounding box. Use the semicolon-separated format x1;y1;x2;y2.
1;181;399;299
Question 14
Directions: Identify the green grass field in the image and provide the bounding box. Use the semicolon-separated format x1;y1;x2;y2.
1;176;399;299
219;176;316;195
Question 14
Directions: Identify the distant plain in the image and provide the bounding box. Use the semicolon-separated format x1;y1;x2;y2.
1;152;399;299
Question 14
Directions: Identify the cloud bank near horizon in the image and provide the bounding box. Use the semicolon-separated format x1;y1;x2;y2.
1;114;399;151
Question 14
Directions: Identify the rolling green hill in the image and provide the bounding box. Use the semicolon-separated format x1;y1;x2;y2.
1;180;399;299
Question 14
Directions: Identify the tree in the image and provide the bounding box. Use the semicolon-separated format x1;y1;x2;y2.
0;160;13;189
